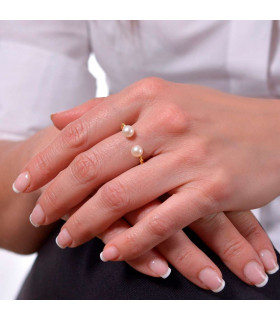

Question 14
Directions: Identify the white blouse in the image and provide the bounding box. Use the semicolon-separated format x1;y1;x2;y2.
0;20;280;248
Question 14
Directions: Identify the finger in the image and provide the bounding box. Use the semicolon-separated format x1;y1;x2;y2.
13;82;147;193
51;97;105;130
98;219;171;279
61;202;171;279
97;187;212;261
55;153;193;249
226;210;279;274
190;212;269;287
29;119;162;226
126;200;225;292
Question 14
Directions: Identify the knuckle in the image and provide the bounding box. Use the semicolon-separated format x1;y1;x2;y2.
62;120;89;149
192;212;224;230
134;77;167;100
242;220;264;242
206;170;233;208
34;151;52;177
99;180;130;211
155;104;189;134
174;247;196;267
221;237;245;261
147;214;172;238
70;151;99;184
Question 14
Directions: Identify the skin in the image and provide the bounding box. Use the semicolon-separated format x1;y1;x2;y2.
0;127;59;253
4;129;274;289
11;77;280;289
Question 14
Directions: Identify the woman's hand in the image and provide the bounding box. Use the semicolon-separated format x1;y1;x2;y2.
52;102;279;290
63;197;278;290
13;77;280;269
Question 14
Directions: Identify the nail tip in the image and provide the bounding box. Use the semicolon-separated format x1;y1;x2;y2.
12;183;21;194
212;279;226;293
161;267;172;279
55;236;66;249
256;275;269;288
29;214;40;228
267;264;279;275
100;252;107;262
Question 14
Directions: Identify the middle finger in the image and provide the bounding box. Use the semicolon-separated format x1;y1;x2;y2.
29;119;166;227
54;152;188;249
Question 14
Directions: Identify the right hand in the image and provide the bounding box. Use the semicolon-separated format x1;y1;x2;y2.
49;105;277;291
51;100;278;291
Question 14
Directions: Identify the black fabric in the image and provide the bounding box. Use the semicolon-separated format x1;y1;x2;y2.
18;224;280;300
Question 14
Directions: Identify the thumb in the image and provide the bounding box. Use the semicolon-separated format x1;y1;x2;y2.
51;97;106;130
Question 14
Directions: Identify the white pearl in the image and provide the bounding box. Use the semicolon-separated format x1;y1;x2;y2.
122;125;134;138
131;145;143;157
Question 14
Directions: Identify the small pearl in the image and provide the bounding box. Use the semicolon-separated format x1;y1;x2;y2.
131;145;143;157
122;125;134;138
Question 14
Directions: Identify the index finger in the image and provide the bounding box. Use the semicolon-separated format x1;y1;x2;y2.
12;88;143;193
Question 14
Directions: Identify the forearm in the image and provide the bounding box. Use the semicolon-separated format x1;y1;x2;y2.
0;128;59;254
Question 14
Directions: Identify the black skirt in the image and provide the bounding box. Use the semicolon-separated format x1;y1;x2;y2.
18;224;280;299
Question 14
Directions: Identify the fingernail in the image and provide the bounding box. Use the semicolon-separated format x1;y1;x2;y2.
12;171;30;193
149;259;172;279
56;229;72;249
100;246;119;261
198;267;225;293
259;249;279;274
29;204;45;227
244;260;269;287
61;214;70;221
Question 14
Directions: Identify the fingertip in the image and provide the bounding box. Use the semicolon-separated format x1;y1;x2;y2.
267;264;279;275
212;279;226;293
50;113;65;130
12;171;30;193
149;259;171;279
100;251;107;262
12;183;21;194
198;267;225;293
161;267;172;279
259;249;279;275
255;274;269;288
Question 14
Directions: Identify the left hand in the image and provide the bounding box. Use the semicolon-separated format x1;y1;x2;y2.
13;77;280;261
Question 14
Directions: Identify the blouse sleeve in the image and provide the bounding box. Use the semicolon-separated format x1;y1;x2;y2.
0;21;96;141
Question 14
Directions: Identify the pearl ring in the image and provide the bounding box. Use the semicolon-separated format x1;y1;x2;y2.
121;123;144;164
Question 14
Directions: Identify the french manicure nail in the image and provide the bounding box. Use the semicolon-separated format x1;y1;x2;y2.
56;229;72;249
198;267;225;293
244;260;269;287
12;171;30;193
100;246;119;261
29;204;45;227
259;249;279;275
149;259;172;279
